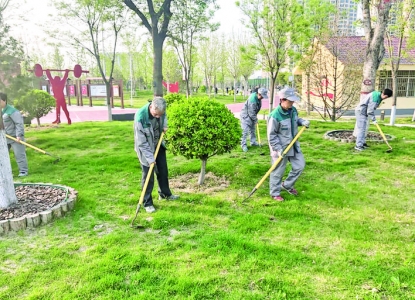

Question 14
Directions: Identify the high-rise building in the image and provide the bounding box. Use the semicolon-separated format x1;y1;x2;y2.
330;0;359;36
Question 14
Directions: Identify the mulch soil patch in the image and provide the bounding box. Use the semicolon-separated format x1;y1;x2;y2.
326;130;388;141
0;185;66;221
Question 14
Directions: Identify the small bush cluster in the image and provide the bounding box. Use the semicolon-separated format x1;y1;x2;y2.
15;89;55;126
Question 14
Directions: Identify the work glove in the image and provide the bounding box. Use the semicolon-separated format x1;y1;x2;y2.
302;120;310;128
271;150;282;159
372;120;377;125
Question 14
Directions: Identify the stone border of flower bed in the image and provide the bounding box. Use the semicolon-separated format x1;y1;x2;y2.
0;183;78;234
323;130;394;143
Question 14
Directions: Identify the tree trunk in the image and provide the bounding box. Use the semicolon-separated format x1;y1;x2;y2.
390;75;398;125
106;82;113;121
306;73;311;115
185;69;191;98
0;131;17;209
233;78;237;103
269;73;277;112
153;36;164;96
198;159;207;185
360;0;392;96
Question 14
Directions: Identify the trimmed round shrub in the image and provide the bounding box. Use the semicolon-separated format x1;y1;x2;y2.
164;93;186;106
166;97;241;185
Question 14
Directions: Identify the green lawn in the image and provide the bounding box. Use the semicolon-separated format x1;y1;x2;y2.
87;90;247;108
1;118;415;299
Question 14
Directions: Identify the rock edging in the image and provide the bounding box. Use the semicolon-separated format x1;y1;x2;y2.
0;183;78;235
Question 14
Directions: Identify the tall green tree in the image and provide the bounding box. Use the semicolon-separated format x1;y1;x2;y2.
52;0;128;121
197;34;225;98
385;0;415;125
217;34;229;96
308;38;361;121
162;47;182;91
239;35;256;97
168;0;219;97
298;0;335;115
227;32;243;103
135;40;154;90
123;0;173;97
238;0;310;111
0;0;28;100
50;45;65;71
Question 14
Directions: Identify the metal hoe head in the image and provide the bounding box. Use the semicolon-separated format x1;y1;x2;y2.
130;203;145;229
243;188;257;203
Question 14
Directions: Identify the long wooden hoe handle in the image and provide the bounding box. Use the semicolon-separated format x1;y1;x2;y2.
138;131;165;206
374;123;393;151
131;132;165;226
256;123;261;146
6;134;61;162
244;126;307;201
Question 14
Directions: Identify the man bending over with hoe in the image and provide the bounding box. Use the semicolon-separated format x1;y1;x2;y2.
267;87;310;202
240;87;268;152
354;88;392;151
1;92;28;177
134;97;179;213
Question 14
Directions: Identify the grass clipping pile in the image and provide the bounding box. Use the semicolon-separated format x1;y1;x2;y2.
169;172;230;194
0;185;66;221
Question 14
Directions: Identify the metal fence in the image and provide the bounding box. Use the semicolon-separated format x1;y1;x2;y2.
378;70;415;97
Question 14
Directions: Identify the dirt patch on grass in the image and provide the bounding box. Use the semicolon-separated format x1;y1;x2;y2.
326;130;392;141
169;172;230;194
25;124;60;131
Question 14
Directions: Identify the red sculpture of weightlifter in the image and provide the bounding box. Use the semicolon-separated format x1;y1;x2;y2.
46;69;72;125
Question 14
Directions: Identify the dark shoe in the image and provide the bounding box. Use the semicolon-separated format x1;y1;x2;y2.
159;194;180;200
363;143;369;148
144;205;156;213
354;146;364;151
18;172;28;177
251;142;260;146
52;120;61;124
272;195;284;202
282;184;298;196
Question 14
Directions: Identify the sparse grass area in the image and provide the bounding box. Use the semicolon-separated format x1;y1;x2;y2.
1;119;415;299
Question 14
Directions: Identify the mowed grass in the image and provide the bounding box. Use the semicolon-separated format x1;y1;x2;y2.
1;118;415;299
89;90;246;108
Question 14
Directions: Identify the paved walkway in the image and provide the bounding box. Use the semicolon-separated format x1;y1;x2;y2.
32;105;138;125
32;100;271;125
32;101;415;128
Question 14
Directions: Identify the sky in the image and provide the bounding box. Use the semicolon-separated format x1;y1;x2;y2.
213;1;246;34
5;0;246;53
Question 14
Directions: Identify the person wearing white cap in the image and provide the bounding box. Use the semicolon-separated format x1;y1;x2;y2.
267;87;310;202
239;87;268;152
